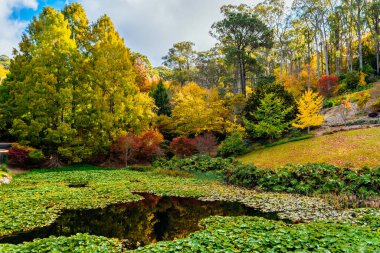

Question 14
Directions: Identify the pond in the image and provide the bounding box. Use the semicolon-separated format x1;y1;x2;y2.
0;192;284;249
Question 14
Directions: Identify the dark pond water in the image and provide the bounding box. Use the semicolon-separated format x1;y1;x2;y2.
0;193;282;249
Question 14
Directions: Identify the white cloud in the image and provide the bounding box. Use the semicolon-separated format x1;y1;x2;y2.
1;0;293;65
80;0;259;66
0;0;38;56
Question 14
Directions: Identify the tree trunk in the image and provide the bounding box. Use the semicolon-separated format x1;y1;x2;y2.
357;1;363;70
324;42;329;75
280;48;284;75
241;56;247;96
234;66;239;94
307;41;311;89
315;35;320;79
376;40;380;76
44;154;65;168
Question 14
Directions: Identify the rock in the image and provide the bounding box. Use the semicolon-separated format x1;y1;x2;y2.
0;175;11;184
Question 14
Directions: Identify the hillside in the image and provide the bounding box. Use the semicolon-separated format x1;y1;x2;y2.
238;127;380;169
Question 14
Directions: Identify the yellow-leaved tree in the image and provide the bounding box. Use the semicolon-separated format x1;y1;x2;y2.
171;82;230;136
293;90;324;133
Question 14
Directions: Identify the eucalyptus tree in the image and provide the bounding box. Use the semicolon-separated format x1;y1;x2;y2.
162;41;196;85
346;0;366;70
293;0;331;76
365;0;380;75
194;47;231;89
211;4;273;96
254;0;287;75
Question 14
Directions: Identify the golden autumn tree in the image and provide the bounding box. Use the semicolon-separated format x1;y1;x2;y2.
171;82;227;136
293;89;324;132
0;66;8;83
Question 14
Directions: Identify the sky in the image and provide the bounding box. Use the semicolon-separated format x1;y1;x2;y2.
1;0;279;66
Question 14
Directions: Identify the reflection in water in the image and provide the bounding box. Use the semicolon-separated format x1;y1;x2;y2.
0;193;280;249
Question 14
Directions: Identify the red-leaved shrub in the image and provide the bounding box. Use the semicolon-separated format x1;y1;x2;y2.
134;131;164;162
169;137;197;158
194;133;218;157
7;145;30;166
111;130;164;165
318;75;339;97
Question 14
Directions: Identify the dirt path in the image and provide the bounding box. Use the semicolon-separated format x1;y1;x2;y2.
9;168;29;174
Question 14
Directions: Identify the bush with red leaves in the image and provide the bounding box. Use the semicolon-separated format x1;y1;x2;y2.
111;130;164;165
169;137;197;158
7;145;30;166
318;75;339;97
194;133;218;157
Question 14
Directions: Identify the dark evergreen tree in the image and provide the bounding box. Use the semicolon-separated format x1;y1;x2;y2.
151;81;171;116
244;83;297;122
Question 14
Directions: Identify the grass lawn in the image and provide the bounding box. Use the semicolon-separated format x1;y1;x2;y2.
238;127;380;169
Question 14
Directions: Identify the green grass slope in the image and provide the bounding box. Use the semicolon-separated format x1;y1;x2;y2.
238;127;380;169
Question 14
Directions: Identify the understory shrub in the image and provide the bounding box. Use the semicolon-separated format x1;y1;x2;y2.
345;71;359;90
157;155;380;197
225;163;380;197
194;133;218;157
111;130;164;165
323;98;338;108
318;75;339;97
153;155;238;173
7;143;44;167
169;137;197;158
218;132;247;157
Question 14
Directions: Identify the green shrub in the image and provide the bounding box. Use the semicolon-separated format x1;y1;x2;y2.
218;133;248;158
28;149;45;163
0;164;7;173
323;98;337;108
345;71;359;90
264;134;314;148
363;64;375;75
225;163;380;197
366;74;378;84
153;155;237;173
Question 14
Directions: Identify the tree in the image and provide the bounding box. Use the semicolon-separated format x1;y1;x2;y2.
112;130;163;166
162;41;196;85
169;137;197;158
62;3;89;51
0;66;8;81
318;75;339;97
244;82;297;122
211;5;273;96
1;6;154;166
347;0;365;70
365;0;380;75
0;55;10;70
171;82;228;136
133;52;159;92
293;89;324;132
6;7;78;166
244;93;293;141
194;47;231;89
88;15;154;141
218;132;247;157
151;81;171;116
194;133;218;157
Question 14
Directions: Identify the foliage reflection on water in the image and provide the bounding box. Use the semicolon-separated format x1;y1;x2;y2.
0;192;281;249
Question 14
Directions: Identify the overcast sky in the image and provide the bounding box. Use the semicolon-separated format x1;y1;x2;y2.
1;0;287;66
